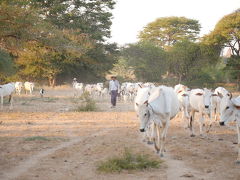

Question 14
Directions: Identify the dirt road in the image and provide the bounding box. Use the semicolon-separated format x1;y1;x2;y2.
0;87;239;180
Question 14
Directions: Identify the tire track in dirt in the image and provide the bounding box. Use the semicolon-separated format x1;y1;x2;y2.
0;122;109;180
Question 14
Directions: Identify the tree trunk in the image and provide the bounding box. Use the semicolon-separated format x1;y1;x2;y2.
237;73;240;91
178;74;182;84
48;76;56;88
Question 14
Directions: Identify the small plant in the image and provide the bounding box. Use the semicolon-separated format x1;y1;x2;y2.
97;148;162;173
43;97;58;102
76;92;97;112
24;136;50;141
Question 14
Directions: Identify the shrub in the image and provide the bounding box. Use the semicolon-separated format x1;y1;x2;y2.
97;148;162;173
76;92;97;112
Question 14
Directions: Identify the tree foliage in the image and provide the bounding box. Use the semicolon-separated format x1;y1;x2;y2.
122;41;167;82
203;10;240;90
138;17;200;48
110;57;135;82
0;0;117;86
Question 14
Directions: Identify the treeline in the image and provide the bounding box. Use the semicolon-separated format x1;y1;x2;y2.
0;0;118;86
112;11;240;90
1;1;239;90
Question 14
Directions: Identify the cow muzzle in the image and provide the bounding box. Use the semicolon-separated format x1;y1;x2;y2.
219;122;225;126
139;129;145;132
205;105;209;109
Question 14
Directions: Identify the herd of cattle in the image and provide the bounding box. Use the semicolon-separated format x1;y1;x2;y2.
0;82;34;109
134;83;240;163
0;81;240;163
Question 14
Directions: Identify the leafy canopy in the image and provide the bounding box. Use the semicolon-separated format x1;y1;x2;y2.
138;16;200;48
122;41;167;82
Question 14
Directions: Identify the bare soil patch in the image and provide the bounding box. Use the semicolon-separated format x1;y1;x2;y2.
0;87;239;180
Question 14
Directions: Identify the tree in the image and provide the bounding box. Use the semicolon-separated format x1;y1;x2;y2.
0;0;117;85
0;2;39;52
0;49;15;82
203;10;240;90
25;0;116;42
138;16;200;48
122;41;167;82
168;40;201;82
109;57;135;82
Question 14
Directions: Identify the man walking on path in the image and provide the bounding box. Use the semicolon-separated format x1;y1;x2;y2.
109;76;120;108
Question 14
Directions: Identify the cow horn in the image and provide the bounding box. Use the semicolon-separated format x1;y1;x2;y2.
144;100;148;105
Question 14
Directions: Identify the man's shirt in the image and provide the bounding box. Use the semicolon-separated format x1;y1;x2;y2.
109;80;120;91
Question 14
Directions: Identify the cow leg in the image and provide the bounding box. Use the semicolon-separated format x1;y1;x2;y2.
9;95;13;110
157;125;162;156
1;95;3;110
153;123;160;153
236;122;240;164
199;113;204;136
189;111;195;137
159;121;169;157
149;122;155;144
145;124;151;144
207;107;216;133
181;108;184;121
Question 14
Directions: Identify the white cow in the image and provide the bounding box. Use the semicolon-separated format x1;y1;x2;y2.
211;87;231;121
207;87;231;132
95;83;104;97
15;82;23;95
219;96;240;163
189;88;212;136
84;84;94;96
135;86;154;144
0;83;15;110
24;82;34;95
73;82;84;96
101;88;109;98
137;86;179;157
174;84;190;126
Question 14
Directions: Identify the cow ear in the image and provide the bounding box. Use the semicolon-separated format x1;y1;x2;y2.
195;93;203;96
136;103;139;106
138;84;142;88
227;93;232;99
143;100;148;106
218;92;223;98
177;90;182;94
234;105;240;110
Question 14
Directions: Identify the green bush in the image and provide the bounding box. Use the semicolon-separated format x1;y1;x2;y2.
76;92;97;112
97;148;162;173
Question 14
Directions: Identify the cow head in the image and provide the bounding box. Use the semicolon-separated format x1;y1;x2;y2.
219;97;239;126
203;88;213;109
137;100;151;132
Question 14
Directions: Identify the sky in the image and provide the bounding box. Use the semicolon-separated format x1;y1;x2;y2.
109;0;240;45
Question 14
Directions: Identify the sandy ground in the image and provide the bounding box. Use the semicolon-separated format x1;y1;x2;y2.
0;87;239;180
